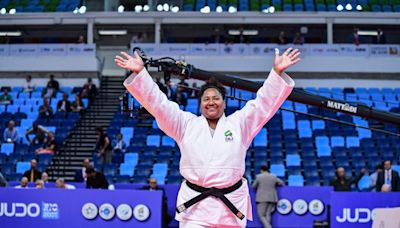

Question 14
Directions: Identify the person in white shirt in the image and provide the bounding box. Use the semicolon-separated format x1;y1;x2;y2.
15;177;29;189
115;47;300;227
56;178;76;190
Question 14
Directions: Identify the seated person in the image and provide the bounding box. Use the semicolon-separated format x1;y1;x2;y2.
56;178;76;189
85;166;109;189
112;133;126;153
3;120;20;143
75;159;90;182
39;97;53;118
57;93;72;112
25;123;49;145
42;75;59;98
15;177;29;189
24;75;35;92
0;89;12;105
71;95;85;112
80;78;97;102
35;179;45;189
35;132;57;155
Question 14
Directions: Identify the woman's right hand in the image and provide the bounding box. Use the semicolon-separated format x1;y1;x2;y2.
114;51;144;74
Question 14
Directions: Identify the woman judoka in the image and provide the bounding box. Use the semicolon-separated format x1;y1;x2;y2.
115;47;300;228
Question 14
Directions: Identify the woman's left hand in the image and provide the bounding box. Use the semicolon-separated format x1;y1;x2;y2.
273;48;301;75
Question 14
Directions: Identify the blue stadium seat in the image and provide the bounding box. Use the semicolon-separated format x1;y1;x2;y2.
270;164;285;177
153;163;168;177
162;136;175;146
346;136;360;148
317;146;331;157
253;128;267;146
357;175;370;191
1;143;14;155
331;136;344;147
312;120;325;130
146;135;161;146
119;163;135;177
16;161;30;174
121;127;134;145
286;154;301;166
288;175;304;186
306;176;321;186
124;153;139;166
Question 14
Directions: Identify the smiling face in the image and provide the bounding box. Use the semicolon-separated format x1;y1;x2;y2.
200;88;226;121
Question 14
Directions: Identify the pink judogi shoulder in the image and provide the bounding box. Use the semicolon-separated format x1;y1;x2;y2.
124;68;294;227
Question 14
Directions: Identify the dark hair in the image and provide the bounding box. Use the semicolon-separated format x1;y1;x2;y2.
198;78;226;101
376;165;383;170
260;165;268;172
85;166;95;174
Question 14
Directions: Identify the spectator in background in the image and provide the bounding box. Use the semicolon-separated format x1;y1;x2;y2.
175;89;188;107
57;93;72;112
77;35;85;44
26;123;49;145
277;31;288;45
95;127;112;166
56;178;76;189
330;167;365;191
190;82;200;98
24;75;35;92
130;32;146;44
350;27;360;45
15;177;29;189
211;27;224;44
141;178;172;227
42;75;59;98
41;172;49;183
75;159;91;182
3;120;19;143
35;132;57;155
252;165;284;228
0;89;12;104
373;28;386;44
71;95;85;113
293;32;305;45
0;172;8;187
112;133;126;154
23;159;42;182
369;165;383;191
376;160;400;192
85;166;109;189
80;78;97;103
39;97;53;118
35;179;45;189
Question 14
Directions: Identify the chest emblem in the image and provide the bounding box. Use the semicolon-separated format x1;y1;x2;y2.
224;130;233;142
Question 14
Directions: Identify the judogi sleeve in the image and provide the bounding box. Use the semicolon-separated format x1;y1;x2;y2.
233;68;295;148
124;69;195;143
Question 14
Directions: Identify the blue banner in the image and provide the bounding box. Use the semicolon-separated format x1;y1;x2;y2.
330;192;400;228
0;188;162;228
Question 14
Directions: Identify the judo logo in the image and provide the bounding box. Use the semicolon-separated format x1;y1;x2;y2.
81;203;98;220
133;204;150;221
224;130;233;142
277;199;292;215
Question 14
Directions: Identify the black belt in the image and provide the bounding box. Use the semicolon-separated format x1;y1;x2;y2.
176;180;245;220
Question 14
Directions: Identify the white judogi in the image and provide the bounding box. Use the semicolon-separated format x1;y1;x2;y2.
124;68;294;227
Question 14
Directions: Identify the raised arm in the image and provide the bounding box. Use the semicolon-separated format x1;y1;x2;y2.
115;51;195;142
233;48;300;147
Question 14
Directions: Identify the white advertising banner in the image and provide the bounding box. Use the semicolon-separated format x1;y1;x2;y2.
0;44;9;56
9;44;39;56
38;44;67;56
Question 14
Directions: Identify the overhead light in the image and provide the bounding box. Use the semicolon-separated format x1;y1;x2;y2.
228;29;259;36
0;31;22;36
171;6;180;13
228;6;237;13
9;8;16;14
98;30;127;36
200;6;210;13
357;30;378;36
163;3;169;11
345;3;352;10
356;4;362;10
336;4;344;11
118;5;124;13
0;8;6;14
78;5;87;14
269;6;275;13
143;5;150;11
156;4;163;11
216;6;223;12
134;5;143;12
73;7;78;14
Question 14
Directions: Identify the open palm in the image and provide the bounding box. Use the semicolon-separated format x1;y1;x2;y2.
273;48;301;75
114;51;144;74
